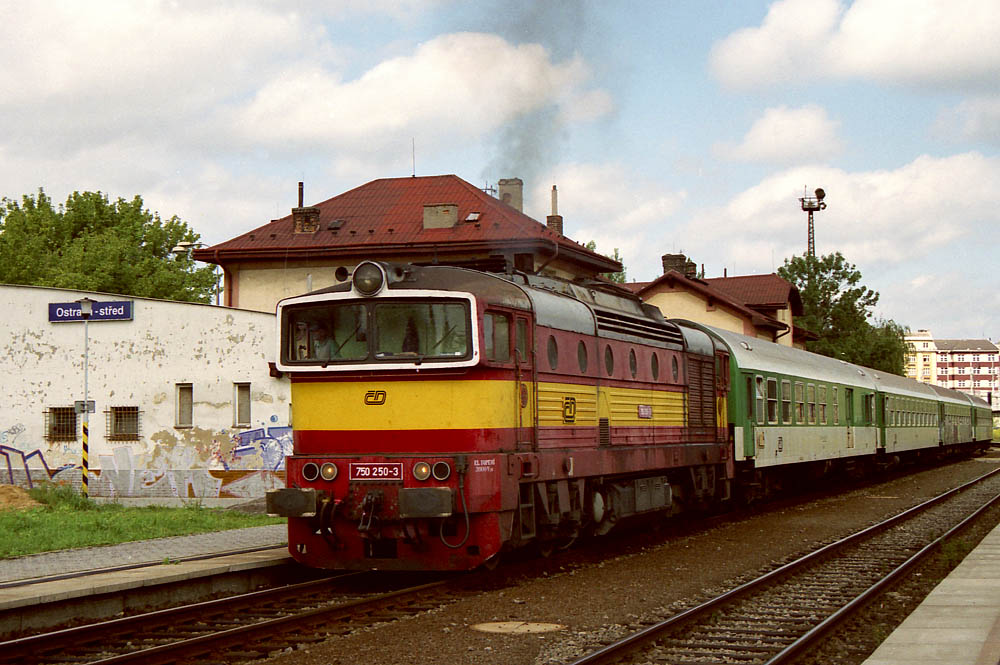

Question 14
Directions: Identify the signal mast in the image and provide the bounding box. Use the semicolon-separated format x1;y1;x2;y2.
799;187;826;257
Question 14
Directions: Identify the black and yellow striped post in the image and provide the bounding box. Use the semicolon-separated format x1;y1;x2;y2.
76;297;95;499
81;418;89;497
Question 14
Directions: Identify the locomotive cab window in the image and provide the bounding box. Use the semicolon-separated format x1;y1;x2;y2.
483;312;511;363
281;299;471;365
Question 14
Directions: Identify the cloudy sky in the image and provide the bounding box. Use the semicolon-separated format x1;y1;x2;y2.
2;0;999;338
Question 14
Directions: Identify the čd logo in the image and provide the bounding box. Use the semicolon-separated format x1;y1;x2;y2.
364;390;387;405
562;396;576;423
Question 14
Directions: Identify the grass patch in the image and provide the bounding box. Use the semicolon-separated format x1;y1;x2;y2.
0;483;284;559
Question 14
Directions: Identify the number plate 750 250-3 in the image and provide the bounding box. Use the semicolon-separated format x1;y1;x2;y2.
349;463;403;481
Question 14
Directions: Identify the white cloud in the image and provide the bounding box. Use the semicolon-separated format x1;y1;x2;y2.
524;162;685;280
709;0;843;88
937;97;1000;144
717;105;843;165
232;32;610;158
711;0;1000;91
676;152;1000;277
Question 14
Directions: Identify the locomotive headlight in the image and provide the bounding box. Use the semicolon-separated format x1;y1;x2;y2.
432;461;452;481
302;462;320;482
352;261;385;296
320;462;338;481
413;461;431;481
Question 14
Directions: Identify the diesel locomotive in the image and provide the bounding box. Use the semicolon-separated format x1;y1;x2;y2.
266;260;992;571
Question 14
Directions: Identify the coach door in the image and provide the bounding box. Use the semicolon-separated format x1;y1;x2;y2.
514;314;537;451
845;388;855;449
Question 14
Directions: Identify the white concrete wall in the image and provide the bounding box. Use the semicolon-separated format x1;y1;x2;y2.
0;285;290;498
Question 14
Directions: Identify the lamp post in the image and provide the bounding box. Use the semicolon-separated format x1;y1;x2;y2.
171;241;221;305
75;297;96;498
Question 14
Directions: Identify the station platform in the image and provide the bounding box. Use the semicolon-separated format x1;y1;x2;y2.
0;523;290;636
861;521;1000;664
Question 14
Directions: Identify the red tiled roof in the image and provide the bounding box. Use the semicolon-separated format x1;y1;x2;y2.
195;174;620;273
703;274;801;313
636;271;786;331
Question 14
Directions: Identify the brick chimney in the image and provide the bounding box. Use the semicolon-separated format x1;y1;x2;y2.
662;253;697;278
546;185;563;235
292;181;321;234
498;178;523;212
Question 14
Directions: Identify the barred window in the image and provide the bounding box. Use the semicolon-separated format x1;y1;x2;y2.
107;406;140;441
45;406;77;441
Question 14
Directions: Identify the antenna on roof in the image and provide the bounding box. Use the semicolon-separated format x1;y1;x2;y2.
411;138;416;177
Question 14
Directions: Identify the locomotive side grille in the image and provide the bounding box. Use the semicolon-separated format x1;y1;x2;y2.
599;418;611;445
686;355;716;431
594;309;684;346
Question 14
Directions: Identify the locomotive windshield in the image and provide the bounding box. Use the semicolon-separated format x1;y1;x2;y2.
283;299;471;366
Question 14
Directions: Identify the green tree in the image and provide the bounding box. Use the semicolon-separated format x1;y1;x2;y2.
0;189;217;302
777;252;908;375
584;241;626;283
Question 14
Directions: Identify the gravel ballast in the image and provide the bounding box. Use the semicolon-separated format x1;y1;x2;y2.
261;454;1000;665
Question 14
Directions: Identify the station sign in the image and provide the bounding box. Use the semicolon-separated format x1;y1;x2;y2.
49;300;134;323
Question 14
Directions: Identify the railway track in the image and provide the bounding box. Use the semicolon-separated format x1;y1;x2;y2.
0;571;456;665
566;466;1000;665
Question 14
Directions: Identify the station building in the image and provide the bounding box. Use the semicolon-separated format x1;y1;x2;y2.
0;285;290;498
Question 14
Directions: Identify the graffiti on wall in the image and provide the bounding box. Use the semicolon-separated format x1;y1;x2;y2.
222;426;293;471
1;420;292;499
1;424;75;487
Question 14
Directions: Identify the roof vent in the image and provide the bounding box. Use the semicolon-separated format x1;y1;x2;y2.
327;219;344;230
423;204;458;229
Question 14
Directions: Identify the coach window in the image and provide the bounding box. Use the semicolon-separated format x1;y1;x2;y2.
605;345;615;376
766;377;778;423
651;353;659;380
577;340;588;373
781;379;792;423
807;384;816;424
795;382;805;423
832;386;839;424
547;335;559;370
755;375;765;424
629;349;638;379
818;386;827;424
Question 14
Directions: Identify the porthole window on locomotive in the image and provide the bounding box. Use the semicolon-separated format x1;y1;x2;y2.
671;356;679;381
629;349;637;378
604;345;614;376
547;335;559;370
577;340;588;373
651;353;659;380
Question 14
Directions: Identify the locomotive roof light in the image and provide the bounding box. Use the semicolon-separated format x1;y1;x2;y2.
320;462;338;481
352;261;386;296
413;461;432;481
